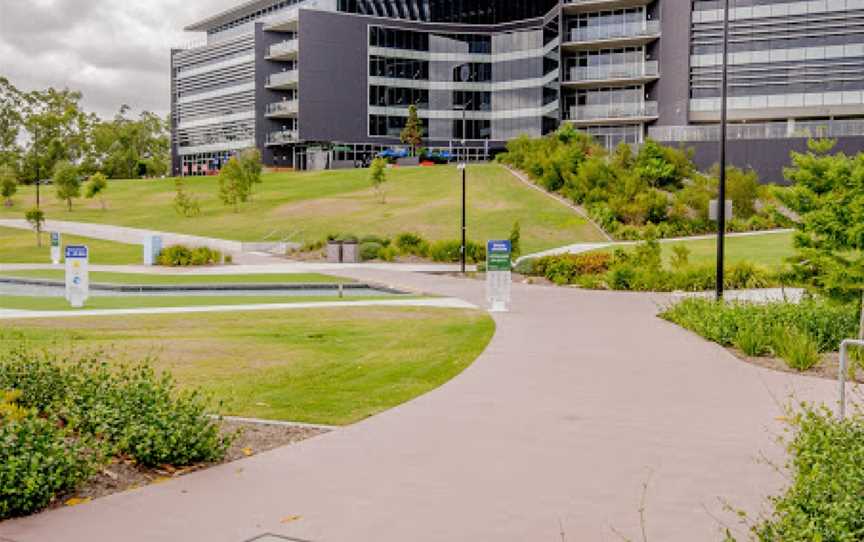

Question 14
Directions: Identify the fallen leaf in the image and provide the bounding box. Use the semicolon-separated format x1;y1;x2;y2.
65;497;92;507
242;447;254;457
280;515;302;524
150;477;172;485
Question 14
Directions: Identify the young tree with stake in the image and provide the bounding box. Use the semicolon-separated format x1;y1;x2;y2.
84;172;108;210
53;161;81;211
369;157;388;204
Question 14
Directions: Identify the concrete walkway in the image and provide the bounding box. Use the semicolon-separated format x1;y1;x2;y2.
0;297;474;321
0;268;839;542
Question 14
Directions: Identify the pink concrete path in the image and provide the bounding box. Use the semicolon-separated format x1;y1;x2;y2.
0;270;838;542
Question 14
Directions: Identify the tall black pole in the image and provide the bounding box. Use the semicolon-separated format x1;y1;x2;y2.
461;108;467;274
716;0;730;301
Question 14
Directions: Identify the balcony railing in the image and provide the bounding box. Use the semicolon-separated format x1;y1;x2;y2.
649;119;864;142
267;130;299;145
269;40;299;58
266;100;299;116
267;70;299;88
569;20;661;43
568;61;659;83
568;101;658;121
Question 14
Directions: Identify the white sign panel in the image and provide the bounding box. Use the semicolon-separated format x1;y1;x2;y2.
64;245;89;308
50;232;61;265
486;240;512;313
143;235;162;266
710;199;733;221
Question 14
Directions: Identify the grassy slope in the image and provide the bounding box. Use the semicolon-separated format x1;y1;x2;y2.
0;270;351;285
0;227;141;265
592;231;795;269
0;307;495;425
0;295;408;311
0;165;605;254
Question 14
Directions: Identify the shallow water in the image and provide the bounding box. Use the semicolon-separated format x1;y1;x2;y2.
0;283;401;298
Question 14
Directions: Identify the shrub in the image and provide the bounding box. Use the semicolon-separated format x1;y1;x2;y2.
670;245;691;269
512;258;535;276
395;232;428;256
0;411;97;520
661;298;858;355
733;324;772;357
360;241;383;261
378;245;397;262
359;234;390;247
751;403;864;540
773;328;821;371
429;240;486;264
0;347;231;468
158;245;222;267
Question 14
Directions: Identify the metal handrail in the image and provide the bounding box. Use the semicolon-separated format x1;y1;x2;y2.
839;339;864;419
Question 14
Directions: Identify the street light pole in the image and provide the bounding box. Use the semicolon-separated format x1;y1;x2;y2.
716;0;730;301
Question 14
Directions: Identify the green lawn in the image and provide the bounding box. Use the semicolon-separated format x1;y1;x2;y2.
594;231;796;269
0;295;408;312
0;307;495;425
0;227;141;265
0;164;605;254
0;270;351;285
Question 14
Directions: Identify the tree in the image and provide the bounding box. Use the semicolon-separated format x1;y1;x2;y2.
25;207;45;247
90;106;169;179
218;156;249;212
400;105;423;157
369;157;388;204
0;77;23;171
84;172;108;210
238;148;263;199
53;161;81;211
509;221;522;259
784;139;864;337
173;178;201;218
0;164;17;207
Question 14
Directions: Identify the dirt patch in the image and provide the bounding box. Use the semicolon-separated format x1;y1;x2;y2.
729;348;864;383
53;419;327;509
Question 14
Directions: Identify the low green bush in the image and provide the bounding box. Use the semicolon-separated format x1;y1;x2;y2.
512;258;535;276
749;403;864;540
158;245;223;267
359;241;383;261
0;410;97;519
733;324;772;357
360;234;390;247
773;328;821;371
429;240;486;264
0;345;233;518
395;232;430;257
661;297;858;355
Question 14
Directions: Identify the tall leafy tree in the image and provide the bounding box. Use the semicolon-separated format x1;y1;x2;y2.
20;87;94;184
0;164;17;207
784;139;864;336
400;105;423;157
0;77;23;171
53;161;81;211
91;106;170;179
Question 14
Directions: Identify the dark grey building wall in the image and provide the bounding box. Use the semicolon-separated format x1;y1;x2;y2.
170;50;181;176
298;10;369;144
653;1;690;126
687;136;864;184
255;23;293;166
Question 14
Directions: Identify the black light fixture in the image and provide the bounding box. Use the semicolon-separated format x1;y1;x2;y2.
716;0;730;301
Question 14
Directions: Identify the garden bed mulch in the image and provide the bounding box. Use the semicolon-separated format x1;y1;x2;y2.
53;420;328;509
728;348;863;383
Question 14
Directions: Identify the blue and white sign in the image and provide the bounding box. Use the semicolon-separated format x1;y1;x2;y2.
50;232;61;264
486;239;512;313
64;245;89;308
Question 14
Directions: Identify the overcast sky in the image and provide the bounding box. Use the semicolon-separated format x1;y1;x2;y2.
0;0;241;119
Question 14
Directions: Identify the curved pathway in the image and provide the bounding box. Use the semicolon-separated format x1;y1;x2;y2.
0;270;838;542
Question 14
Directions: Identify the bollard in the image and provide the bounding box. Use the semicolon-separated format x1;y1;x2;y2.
838;339;864;419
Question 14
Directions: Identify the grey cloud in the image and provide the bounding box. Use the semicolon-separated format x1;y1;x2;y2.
0;0;240;118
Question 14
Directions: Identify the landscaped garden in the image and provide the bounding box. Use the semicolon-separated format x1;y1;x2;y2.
0;305;494;518
497;125;793;240
0;164;606;256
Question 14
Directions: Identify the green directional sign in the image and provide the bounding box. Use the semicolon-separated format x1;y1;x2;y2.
487;240;512;272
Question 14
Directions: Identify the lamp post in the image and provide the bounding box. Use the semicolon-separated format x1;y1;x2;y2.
716;0;730;301
455;63;473;274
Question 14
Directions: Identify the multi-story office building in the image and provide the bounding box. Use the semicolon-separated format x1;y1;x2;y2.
171;0;864;181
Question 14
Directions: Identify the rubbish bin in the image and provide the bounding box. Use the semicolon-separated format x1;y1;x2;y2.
326;241;342;263
342;241;360;263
